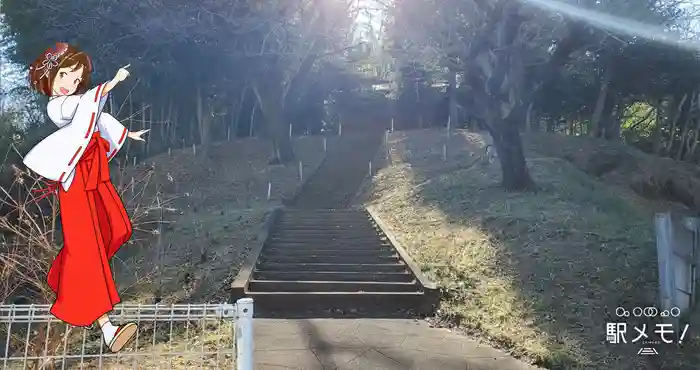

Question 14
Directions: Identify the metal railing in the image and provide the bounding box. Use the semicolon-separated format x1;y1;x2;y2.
655;213;699;317
0;298;254;369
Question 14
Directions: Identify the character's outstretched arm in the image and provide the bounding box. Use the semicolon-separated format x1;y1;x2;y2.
101;64;130;98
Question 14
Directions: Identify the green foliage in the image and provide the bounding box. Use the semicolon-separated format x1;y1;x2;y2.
621;102;656;138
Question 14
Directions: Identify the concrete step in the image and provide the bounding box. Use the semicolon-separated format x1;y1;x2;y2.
269;235;386;243
255;262;408;273
264;246;394;254
276;215;371;223
260;254;398;264
262;249;396;258
266;241;391;249
247;291;433;317
252;271;414;283
248;280;420;293
264;241;391;249
269;235;384;244
275;220;374;228
282;209;367;214
271;230;380;238
272;225;378;233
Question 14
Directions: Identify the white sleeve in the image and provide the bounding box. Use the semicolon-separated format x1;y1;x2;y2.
46;95;82;128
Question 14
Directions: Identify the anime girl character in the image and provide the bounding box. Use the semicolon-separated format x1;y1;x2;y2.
22;42;149;352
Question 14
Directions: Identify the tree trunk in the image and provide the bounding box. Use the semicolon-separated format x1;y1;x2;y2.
591;65;612;138
159;102;166;145
604;99;623;140
125;95;134;160
196;84;213;155
448;70;458;131
140;101;147;161
675;92;696;160
491;118;534;191
688;94;700;158
249;103;257;137
146;101;153;157
415;83;423;128
652;99;665;155
666;93;688;157
525;101;536;132
170;105;178;145
252;83;295;164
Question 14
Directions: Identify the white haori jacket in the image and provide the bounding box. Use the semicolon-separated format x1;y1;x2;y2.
23;84;129;191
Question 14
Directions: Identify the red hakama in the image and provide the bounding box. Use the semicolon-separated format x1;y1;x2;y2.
46;132;132;327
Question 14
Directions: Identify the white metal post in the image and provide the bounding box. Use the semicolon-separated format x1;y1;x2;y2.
289;124;292;137
443;143;447;162
323;137;327;152
235;298;254;370
369;160;372;176
299;161;303;183
267;181;272;201
391;118;394;132
338;123;342;136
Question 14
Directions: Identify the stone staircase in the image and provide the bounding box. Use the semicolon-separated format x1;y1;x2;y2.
288;133;381;208
233;132;436;315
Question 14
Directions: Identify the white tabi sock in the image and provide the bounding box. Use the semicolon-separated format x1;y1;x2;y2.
100;321;118;344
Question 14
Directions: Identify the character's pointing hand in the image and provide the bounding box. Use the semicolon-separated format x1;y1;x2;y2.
114;64;130;83
128;129;149;142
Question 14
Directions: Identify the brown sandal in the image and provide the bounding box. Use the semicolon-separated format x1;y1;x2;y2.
107;322;138;352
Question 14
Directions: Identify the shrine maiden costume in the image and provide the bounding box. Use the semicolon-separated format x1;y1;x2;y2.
23;84;133;327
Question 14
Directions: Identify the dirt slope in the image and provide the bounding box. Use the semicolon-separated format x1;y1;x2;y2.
359;129;699;370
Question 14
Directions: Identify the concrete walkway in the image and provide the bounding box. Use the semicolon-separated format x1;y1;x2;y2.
254;318;541;370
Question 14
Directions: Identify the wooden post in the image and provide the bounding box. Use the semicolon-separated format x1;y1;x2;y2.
267;181;272;201
323;137;327;152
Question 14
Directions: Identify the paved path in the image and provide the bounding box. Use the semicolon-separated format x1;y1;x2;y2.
254;318;541;370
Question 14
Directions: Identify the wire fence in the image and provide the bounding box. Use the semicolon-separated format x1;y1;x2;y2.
0;298;254;370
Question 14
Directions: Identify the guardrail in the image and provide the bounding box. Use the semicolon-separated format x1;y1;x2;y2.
0;298;254;369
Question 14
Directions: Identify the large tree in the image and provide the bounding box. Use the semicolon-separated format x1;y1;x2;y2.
386;0;698;189
1;0;360;163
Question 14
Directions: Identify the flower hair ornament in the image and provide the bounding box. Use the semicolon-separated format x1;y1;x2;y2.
32;49;66;80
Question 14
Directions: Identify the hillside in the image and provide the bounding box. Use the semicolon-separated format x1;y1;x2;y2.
110;136;331;304
358;129;700;369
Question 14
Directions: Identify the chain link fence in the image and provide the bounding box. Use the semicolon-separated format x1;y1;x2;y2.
0;298;254;369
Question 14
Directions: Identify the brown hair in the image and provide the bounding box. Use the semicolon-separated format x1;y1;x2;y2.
28;42;93;96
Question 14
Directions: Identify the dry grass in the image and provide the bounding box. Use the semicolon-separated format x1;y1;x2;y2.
360;129;699;370
111;136;328;303
0;135;328;367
